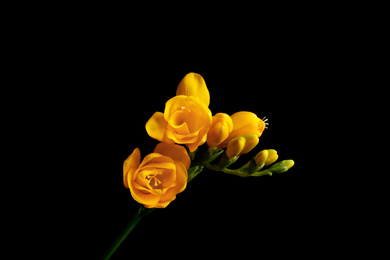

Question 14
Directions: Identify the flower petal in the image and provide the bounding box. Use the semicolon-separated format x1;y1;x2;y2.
231;111;260;130
159;161;188;205
176;73;210;107
129;185;161;207
123;148;141;188
187;133;207;152
145;112;174;144
154;143;191;169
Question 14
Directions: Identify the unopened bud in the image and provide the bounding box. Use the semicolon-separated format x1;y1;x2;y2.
226;136;246;158
254;150;269;166
285;160;295;169
267;160;295;174
207;113;233;147
240;133;259;154
264;149;278;166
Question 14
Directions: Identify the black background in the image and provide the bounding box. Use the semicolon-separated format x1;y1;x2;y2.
28;20;348;258
60;60;326;258
11;6;382;258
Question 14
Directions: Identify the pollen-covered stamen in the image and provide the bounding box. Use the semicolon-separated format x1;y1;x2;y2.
262;116;269;129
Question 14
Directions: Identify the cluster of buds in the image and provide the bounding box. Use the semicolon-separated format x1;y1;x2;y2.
185;108;294;179
192;145;294;179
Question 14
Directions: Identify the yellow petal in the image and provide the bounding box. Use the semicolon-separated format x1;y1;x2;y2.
145;112;174;144
154;143;191;169
231;111;260;130
187;132;207;152
176;72;210;107
159;160;188;206
129;183;162;207
123;148;141;188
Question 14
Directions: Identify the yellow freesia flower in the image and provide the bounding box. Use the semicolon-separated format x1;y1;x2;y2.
219;111;267;148
146;73;212;152
123;143;190;208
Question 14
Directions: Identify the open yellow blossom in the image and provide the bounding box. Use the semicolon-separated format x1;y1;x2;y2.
123;143;190;208
146;73;212;152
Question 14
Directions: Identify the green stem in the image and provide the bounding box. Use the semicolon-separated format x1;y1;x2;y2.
101;206;154;260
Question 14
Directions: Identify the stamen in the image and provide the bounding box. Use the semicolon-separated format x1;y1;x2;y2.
262;116;269;129
146;175;162;189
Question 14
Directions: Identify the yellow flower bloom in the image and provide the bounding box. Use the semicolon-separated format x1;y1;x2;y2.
146;73;212;152
123;143;190;209
219;111;266;148
207;113;233;147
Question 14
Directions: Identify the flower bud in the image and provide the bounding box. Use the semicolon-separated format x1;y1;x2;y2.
246;150;268;174
267;160;295;174
264;149;278;166
285;160;295;169
239;133;259;154
254;150;269;166
207;113;233;147
226;136;246;158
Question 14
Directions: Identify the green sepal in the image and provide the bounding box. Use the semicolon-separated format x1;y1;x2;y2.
187;147;198;161
200;147;224;164
247;158;265;174
216;152;239;171
187;165;204;183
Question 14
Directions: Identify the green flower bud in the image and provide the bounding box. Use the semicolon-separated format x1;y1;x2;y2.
267;160;295;174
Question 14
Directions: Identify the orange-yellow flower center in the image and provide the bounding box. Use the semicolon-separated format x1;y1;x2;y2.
146;174;163;189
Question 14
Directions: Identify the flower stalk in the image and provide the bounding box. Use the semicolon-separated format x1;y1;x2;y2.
101;206;155;260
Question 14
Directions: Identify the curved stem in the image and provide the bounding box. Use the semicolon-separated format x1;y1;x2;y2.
101;206;154;260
